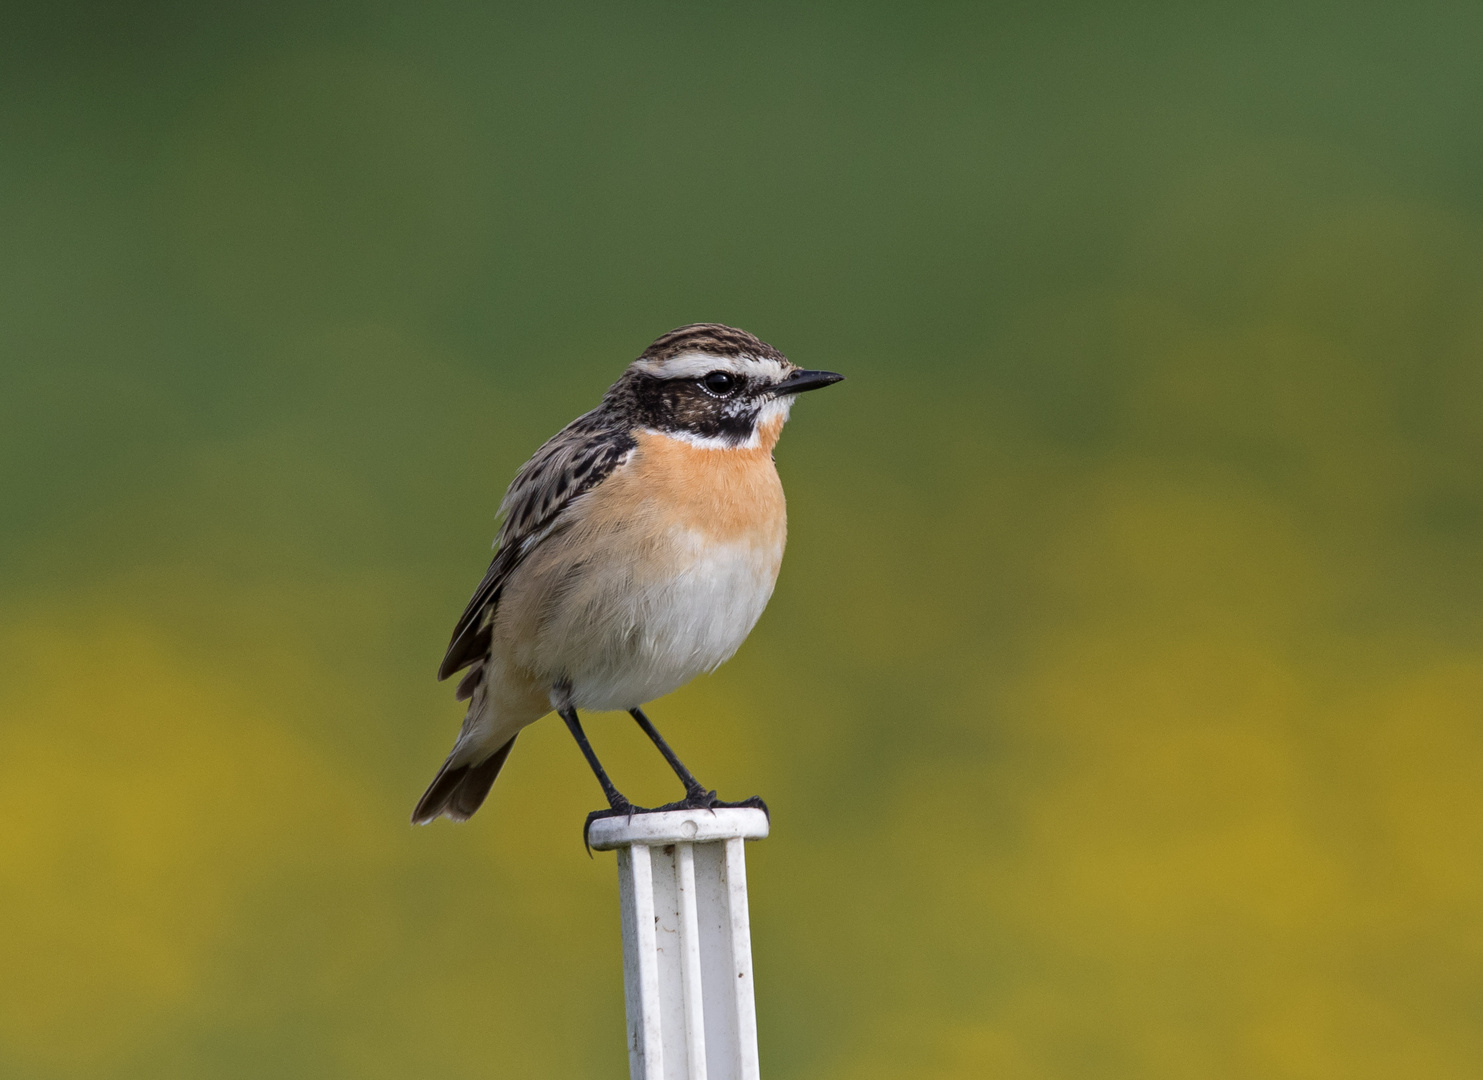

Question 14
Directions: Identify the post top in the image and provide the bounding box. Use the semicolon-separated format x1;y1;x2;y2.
587;807;769;850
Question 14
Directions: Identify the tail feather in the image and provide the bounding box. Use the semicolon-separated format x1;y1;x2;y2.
411;736;517;825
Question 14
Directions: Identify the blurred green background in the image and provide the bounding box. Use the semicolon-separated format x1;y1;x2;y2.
3;2;1482;1077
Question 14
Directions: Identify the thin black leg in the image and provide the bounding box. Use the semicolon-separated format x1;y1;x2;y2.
629;707;715;805
559;705;631;812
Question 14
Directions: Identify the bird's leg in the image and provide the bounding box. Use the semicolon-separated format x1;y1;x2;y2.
629;707;716;807
559;705;632;813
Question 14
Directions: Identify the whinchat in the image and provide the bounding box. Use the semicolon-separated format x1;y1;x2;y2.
412;324;842;826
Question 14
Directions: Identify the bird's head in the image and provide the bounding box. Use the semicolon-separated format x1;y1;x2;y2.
613;323;843;449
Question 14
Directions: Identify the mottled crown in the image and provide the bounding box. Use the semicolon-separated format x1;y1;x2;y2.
639;323;789;365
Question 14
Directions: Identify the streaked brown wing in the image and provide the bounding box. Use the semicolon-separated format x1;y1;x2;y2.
437;411;636;680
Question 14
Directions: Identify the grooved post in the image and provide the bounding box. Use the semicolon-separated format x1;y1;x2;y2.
591;808;770;1080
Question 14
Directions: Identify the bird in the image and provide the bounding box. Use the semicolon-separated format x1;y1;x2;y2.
411;323;843;827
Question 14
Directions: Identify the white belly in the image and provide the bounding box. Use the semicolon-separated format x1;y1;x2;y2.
561;527;783;711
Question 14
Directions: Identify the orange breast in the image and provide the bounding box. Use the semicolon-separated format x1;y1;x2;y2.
585;426;787;547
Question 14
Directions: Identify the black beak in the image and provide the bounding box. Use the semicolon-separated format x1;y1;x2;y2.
773;369;845;395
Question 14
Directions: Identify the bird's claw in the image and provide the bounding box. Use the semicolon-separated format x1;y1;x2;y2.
644;791;769;818
583;799;643;856
711;794;769;820
583;793;769;853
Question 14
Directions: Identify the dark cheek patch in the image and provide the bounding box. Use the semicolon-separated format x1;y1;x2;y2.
635;380;757;444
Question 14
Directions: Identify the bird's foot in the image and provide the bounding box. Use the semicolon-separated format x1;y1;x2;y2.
646;791;769;819
583;793;770;853
583;796;645;855
711;794;769;820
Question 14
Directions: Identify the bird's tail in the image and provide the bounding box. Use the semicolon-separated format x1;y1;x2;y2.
411;736;517;825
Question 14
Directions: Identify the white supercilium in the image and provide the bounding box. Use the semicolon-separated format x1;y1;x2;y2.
630;350;793;383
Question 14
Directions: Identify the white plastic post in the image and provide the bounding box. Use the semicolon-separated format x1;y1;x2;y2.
588;807;770;1080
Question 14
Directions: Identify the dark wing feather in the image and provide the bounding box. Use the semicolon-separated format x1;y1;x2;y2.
438;547;515;679
437;410;636;681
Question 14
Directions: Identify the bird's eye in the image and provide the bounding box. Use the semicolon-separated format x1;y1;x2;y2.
702;370;737;396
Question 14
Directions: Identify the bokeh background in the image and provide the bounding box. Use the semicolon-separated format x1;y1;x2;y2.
4;2;1483;1077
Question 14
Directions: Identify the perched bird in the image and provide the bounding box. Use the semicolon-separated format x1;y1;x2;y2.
412;324;843;826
